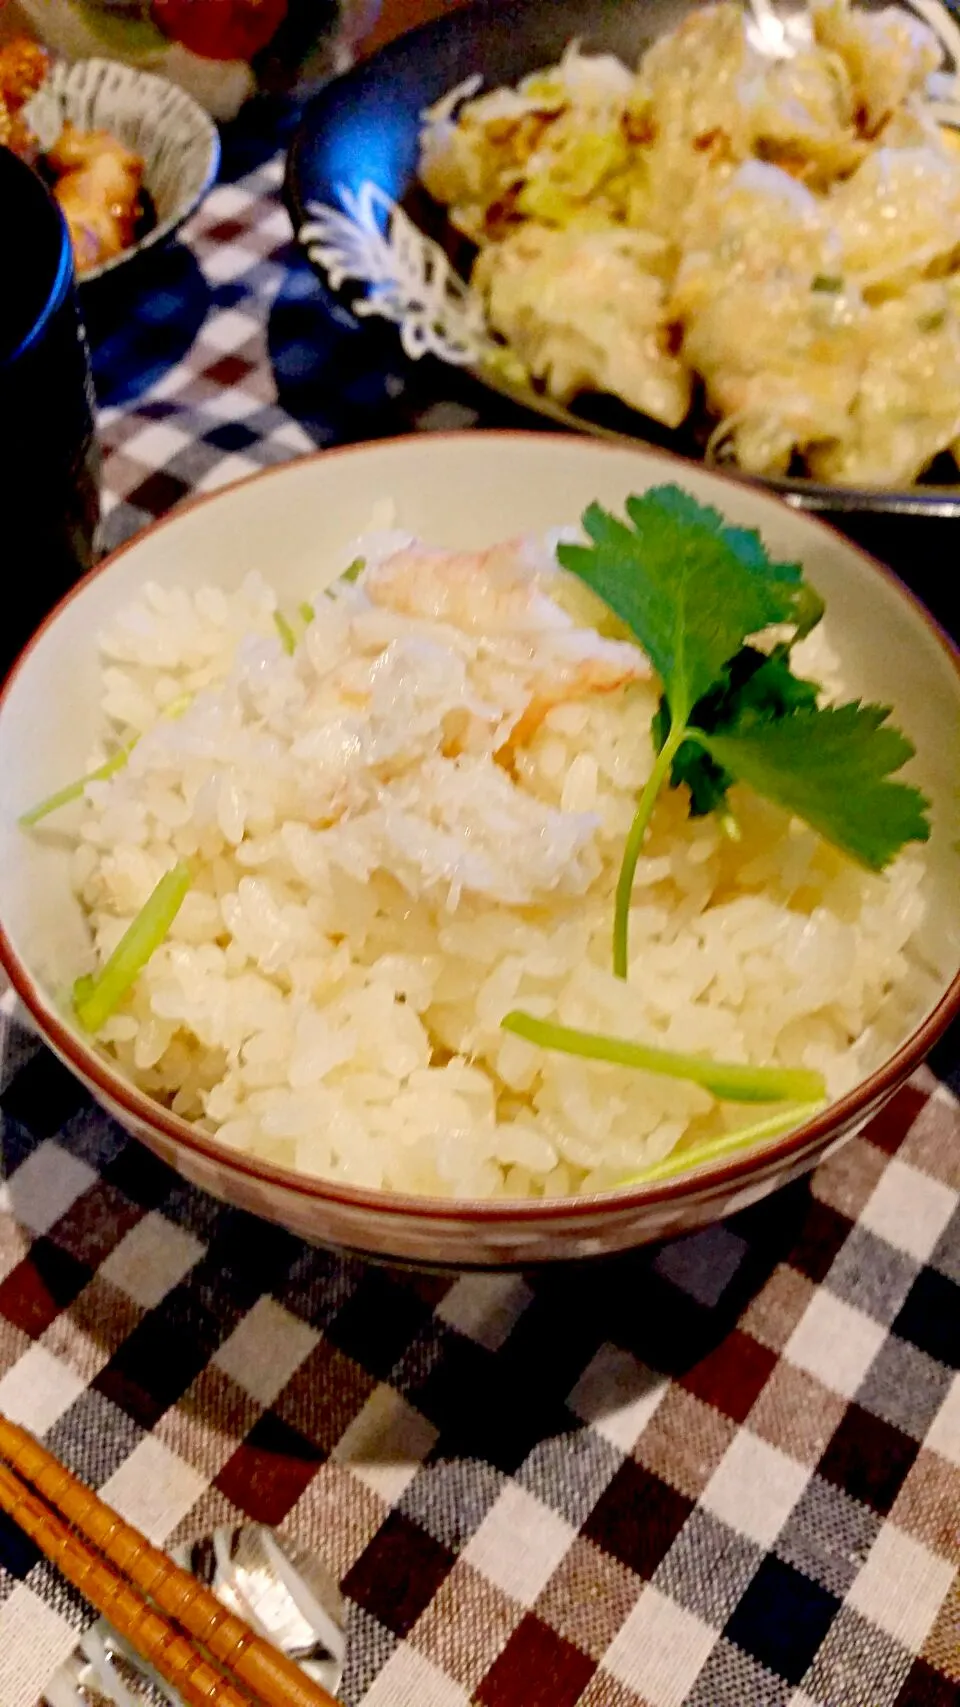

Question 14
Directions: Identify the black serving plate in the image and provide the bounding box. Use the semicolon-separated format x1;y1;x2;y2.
286;0;960;525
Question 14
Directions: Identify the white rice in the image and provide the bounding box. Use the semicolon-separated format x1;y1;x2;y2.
68;526;936;1199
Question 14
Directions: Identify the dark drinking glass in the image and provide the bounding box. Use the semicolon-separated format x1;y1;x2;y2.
0;147;100;675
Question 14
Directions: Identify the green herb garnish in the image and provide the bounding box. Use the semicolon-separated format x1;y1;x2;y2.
284;559;366;641
20;744;136;827
556;487;929;974
73;863;191;1033
501;486;929;1112
502;1012;826;1104
20;694;193;827
615;1099;827;1186
324;556;366;600
812;274;843;292
273;610;297;655
698;702;929;871
651;642;819;816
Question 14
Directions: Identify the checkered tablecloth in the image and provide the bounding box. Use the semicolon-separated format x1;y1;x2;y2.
86;100;488;559
1;106;958;1707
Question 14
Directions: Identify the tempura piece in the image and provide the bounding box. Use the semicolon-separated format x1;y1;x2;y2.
744;49;867;182
416;0;960;487
626;3;758;160
419;44;634;244
810;283;960;483
829;144;960;286
684;264;868;475
693;286;867;474
473;224;691;427
671;161;840;320
812;0;941;134
620;3;758;233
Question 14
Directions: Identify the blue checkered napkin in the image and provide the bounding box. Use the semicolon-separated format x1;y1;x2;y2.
93;154;318;557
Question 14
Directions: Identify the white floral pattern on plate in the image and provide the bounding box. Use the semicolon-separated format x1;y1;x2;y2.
299;179;492;366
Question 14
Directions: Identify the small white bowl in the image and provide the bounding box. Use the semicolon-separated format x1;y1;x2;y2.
24;56;220;283
0;434;958;1267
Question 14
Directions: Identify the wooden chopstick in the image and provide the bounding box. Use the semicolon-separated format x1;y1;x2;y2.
0;1458;255;1707
0;1413;344;1707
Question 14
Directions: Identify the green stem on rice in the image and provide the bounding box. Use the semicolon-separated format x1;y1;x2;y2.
273;610;297;655
614;1100;828;1187
19;745;136;826
73;862;191;1034
323;556;366;600
162;693;193;721
20;694;193;827
285;561;366;642
501;1011;827;1104
613;720;686;978
273;555;369;647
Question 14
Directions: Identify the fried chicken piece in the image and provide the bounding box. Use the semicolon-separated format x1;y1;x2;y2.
47;124;144;273
0;38;48;110
0;40;145;272
0;37;48;162
0;97;40;164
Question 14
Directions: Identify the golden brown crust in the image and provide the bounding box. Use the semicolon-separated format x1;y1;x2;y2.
0;38;48;110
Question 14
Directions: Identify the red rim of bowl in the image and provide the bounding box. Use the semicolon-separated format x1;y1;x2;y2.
2;431;959;1227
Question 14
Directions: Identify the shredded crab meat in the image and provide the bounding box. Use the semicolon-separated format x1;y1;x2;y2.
363;539;573;633
363;540;650;751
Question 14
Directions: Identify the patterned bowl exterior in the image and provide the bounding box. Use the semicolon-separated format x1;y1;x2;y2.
25;57;220;282
36;1035;913;1268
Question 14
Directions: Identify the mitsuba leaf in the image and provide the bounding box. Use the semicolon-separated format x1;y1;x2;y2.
699;702;931;871
655;644;821;817
557;487;808;723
